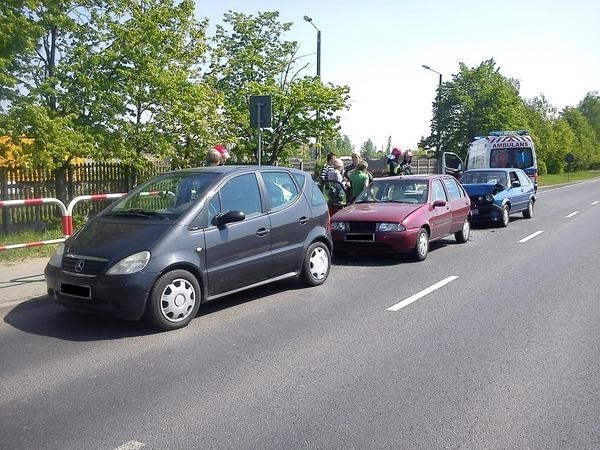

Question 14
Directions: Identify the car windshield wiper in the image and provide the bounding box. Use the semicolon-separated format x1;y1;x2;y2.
106;209;170;220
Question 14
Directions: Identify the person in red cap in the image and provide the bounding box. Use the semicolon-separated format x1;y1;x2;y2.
387;147;404;176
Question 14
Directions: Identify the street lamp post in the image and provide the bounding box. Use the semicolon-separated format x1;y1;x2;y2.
422;64;443;156
303;15;321;78
304;15;321;160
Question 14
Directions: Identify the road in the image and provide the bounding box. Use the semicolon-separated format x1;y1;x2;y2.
1;180;599;449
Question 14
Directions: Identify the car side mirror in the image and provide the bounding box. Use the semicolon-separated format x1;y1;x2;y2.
213;210;245;227
432;199;446;208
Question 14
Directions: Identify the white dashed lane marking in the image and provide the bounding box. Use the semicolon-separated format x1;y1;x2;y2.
592;201;599;205
115;441;145;450
518;230;544;243
387;276;459;312
565;211;580;218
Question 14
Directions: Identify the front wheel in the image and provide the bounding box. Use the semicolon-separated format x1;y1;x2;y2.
523;200;534;219
145;269;201;331
411;228;429;261
300;242;331;286
499;205;510;227
455;219;470;243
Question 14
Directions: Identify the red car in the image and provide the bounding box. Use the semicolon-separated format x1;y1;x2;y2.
330;175;471;261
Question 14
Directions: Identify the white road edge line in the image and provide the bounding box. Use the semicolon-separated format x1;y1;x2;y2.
386;276;459;312
518;230;544;243
115;441;146;450
592;201;599;205
565;211;580;218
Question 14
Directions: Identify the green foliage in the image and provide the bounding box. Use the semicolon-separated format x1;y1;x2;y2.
422;59;528;157
578;91;600;139
360;138;379;158
207;11;351;165
322;133;354;156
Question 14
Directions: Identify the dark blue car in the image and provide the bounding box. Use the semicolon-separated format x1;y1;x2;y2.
459;168;536;227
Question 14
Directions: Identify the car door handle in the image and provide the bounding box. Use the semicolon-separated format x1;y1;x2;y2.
298;216;308;225
256;228;270;237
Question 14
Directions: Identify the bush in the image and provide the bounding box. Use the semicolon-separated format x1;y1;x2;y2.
537;160;548;175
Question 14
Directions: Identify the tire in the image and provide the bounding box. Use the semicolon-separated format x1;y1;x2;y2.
523;200;534;219
145;269;201;331
300;242;331;286
454;219;470;243
411;228;429;261
499;205;510;227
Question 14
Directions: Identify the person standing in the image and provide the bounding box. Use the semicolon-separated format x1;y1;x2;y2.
205;148;222;166
320;152;336;180
349;160;369;201
327;158;344;183
343;151;360;179
214;144;230;165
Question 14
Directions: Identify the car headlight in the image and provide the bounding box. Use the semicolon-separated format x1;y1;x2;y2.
485;193;494;202
331;221;348;231
106;251;151;275
377;222;406;232
48;243;65;267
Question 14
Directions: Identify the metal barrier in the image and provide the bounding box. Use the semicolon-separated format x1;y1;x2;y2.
0;198;68;251
65;193;126;236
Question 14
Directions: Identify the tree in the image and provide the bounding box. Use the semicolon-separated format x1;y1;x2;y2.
524;95;557;174
560;107;598;170
360;138;378;157
0;0;225;198
321;132;353;156
422;59;529;157
74;0;223;169
578;91;600;139
207;11;351;165
385;135;392;154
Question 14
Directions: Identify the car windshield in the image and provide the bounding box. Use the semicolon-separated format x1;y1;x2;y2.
490;147;533;169
105;171;220;220
355;179;429;204
460;171;508;186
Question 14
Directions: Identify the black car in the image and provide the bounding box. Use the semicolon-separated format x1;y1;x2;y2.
45;166;332;330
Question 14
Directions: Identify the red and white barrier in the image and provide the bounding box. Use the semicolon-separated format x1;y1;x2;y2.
0;238;65;252
0;198;68;251
1;193;127;250
64;193;126;236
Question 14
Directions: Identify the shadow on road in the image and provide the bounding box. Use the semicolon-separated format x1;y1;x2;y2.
3;296;158;341
332;238;458;266
2;278;313;341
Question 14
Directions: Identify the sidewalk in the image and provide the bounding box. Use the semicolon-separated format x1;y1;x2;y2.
0;257;49;309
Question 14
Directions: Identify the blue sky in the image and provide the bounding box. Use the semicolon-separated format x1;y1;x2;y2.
196;0;600;152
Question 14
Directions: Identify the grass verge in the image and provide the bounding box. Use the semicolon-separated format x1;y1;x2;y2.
538;170;600;187
0;227;63;263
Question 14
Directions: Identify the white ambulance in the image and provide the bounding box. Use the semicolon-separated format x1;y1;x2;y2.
465;130;538;190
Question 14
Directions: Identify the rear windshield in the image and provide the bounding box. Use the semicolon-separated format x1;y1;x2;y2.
105;172;220;221
490;148;533;169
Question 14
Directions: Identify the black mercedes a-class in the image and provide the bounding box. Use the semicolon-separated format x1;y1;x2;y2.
45;166;332;330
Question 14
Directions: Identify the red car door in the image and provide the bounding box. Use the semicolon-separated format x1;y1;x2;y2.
428;178;452;239
442;177;471;233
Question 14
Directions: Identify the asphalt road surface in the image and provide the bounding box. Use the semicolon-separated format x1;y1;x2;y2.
1;179;599;449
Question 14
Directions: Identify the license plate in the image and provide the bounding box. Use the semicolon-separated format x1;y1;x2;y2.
471;209;478;216
60;282;91;299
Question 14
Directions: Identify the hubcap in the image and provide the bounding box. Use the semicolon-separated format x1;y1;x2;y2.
418;232;428;256
160;278;196;323
503;208;509;225
309;247;329;280
463;221;470;238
